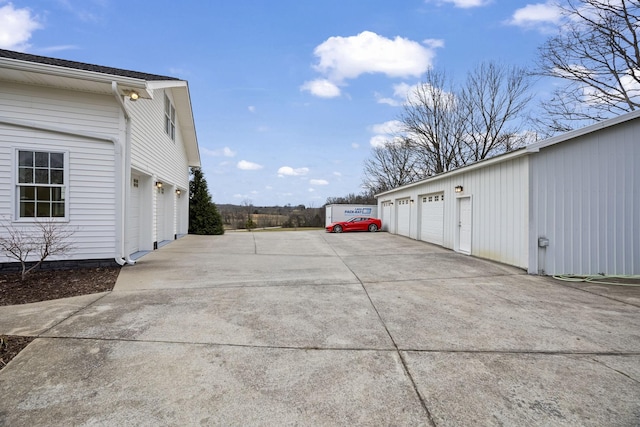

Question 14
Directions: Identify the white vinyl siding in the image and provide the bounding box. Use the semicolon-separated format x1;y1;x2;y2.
127;89;191;244
0;126;117;261
128;89;190;189
0;82;120;135
0;82;120;261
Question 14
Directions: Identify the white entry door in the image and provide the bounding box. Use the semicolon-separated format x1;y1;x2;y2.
156;186;166;243
457;197;472;254
127;175;141;254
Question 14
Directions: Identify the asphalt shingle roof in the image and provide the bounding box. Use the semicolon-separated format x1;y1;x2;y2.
0;48;179;81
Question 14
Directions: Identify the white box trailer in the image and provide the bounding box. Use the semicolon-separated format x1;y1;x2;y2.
325;205;378;227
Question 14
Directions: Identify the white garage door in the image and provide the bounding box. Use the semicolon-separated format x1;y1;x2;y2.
127;175;141;254
396;198;411;237
420;192;444;246
381;201;392;232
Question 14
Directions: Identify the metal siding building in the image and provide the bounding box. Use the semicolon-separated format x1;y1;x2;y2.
377;111;640;276
529;115;640;275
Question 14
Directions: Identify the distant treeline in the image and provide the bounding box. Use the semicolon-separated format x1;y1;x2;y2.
217;204;324;229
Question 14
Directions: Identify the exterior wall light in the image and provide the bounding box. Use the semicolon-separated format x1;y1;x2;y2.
129;91;139;101
410;199;415;203
176;189;181;195
455;185;463;193
156;181;163;188
124;90;139;101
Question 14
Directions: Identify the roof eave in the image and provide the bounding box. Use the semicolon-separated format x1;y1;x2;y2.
0;56;152;98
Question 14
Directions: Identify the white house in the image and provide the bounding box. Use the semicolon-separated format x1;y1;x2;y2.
0;49;200;267
376;110;639;276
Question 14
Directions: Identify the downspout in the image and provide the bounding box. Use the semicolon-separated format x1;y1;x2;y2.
111;82;136;265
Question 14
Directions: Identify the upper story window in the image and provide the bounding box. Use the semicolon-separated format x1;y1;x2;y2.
164;93;176;141
17;150;66;219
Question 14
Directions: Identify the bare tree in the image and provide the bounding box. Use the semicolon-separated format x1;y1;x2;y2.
0;219;75;281
362;138;421;194
537;0;640;133
399;64;533;179
459;62;533;162
401;70;465;175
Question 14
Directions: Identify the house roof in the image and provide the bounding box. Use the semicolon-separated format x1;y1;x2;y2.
376;109;640;198
0;49;200;167
0;49;178;81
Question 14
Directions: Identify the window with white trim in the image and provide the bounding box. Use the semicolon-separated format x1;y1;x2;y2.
164;93;176;141
17;150;66;218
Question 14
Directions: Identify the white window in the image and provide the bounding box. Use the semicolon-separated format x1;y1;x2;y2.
164;93;176;141
16;150;66;219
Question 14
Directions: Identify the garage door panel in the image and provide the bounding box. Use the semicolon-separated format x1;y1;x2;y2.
396;199;411;237
420;193;443;246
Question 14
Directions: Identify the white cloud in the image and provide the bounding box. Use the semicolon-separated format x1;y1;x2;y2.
377;82;420;106
423;38;445;49
237;160;263;170
369;120;405;148
248;105;256;113
303;31;442;98
309;179;329;186
351;143;360;149
371;120;403;135
506;2;562;31
201;146;236;157
300;79;341;98
0;2;41;51
428;0;491;8
39;45;79;53
369;135;391;148
312;31;438;83
333;172;342;177
277;166;310;177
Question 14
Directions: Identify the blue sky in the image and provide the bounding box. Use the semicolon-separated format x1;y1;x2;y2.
1;0;564;207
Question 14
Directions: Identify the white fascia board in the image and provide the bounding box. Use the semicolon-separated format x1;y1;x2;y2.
146;80;187;90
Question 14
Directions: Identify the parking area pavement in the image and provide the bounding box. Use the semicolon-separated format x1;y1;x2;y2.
1;231;639;426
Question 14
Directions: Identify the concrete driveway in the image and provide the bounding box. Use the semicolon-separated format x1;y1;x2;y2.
1;231;639;426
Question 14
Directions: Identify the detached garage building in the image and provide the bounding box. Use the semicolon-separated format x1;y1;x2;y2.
377;110;639;276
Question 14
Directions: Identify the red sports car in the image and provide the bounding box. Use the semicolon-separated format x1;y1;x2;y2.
326;217;382;233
